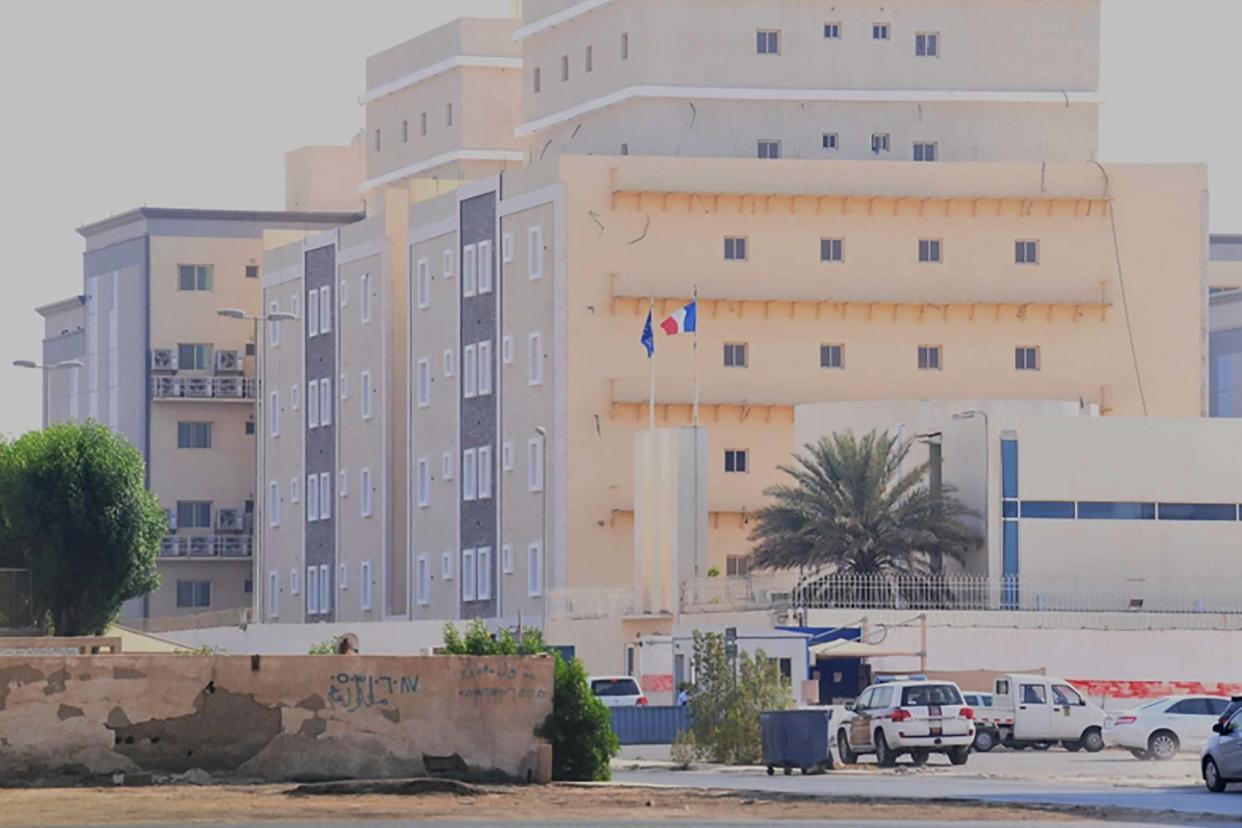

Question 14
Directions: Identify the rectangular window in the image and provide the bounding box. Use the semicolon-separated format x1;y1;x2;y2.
822;132;839;150
359;273;373;324
177;421;213;448
824;22;841;39
528;332;543;385
502;233;514;263
724;236;748;261
421;112;428;136
177;343;213;370
374;129;381;151
533;67;541;93
462;549;477;601
292;384;301;411
918;345;943;370
417;358;431;407
820;344;844;369
914;141;939;162
478;445;492;500
269;301;281;346
291;569;300;596
318;285;331;333
915;31;940;57
339;373;348;400
1078;501;1156;520
360;370;373;419
723;342;748;368
290;476;300;503
477;547;492;600
871;133;891;154
318;472;331;520
446;101;453;126
339;562;348;591
502;544;514;574
1021;501;1076;519
1158;503;1239;521
756;30;780;54
820;238;844;262
478;340;493;396
267;482;280;527
873;22;890;40
176;580;212;609
918;239;943;263
442;451;454;480
1015;240;1040;264
463;244;477;297
319;377;332;426
176;501;212;528
443;249;453;279
442;551;454;580
402;120;408;143
319;564;330;614
724;449;749;474
307;289;319;337
1001;439;1019;500
417;457;429;507
340;279;348;307
443;349;455;378
177;264;213;292
478;240;493;294
307;567;319;613
561;54;569;81
307;474;319;523
462;448;477;501
267;572;279;619
757;140;781;159
503;441;514;471
416;556;429;606
528;436;544;492
529;226;544;279
502;335;514;365
292;294;300;323
360;467;373;517
417;258;430;309
270;390;281;435
585;44;593;72
621;32;629;60
726;555;753;577
1015;346;1040;371
463;344;478;398
361;561;372;611
528;543;543;597
338;468;348;498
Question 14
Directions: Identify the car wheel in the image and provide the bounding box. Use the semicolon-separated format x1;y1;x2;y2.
948;746;970;766
910;749;930;766
1147;730;1179;761
1081;727;1105;753
874;730;897;768
1062;740;1082;752
1128;748;1152;760
1031;741;1052;751
837;730;857;765
973;729;996;753
1204;757;1228;793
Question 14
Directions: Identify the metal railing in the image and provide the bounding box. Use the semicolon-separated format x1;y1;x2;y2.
0;569;36;630
546;587;635;620
160;535;254;559
151;376;256;401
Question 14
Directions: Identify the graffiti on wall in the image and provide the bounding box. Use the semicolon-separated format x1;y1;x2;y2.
456;658;548;702
328;673;420;713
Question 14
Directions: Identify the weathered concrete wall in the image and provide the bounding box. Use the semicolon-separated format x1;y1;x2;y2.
0;654;552;782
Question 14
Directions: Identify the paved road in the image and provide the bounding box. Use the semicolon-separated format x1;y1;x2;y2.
44;823;1168;828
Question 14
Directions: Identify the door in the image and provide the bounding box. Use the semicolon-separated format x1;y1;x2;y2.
1051;683;1090;740
1172;698;1221;748
1015;682;1052;740
850;688;875;749
1217;710;1242;778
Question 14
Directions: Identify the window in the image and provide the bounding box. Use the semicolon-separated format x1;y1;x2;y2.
1021;684;1048;705
307;288;319;337
176;580;211;609
421;112;428;136
290;568;300;596
319;564;330;614
443;349;455;378
724;236;748;261
245;420;255;436
374;129;381;151
416;556;429;606
267;482;279;527
723;342;748;368
176;501;212;529
1015;346;1040;371
871;133;891;154
585;44;593;72
533;67;541;94
360;467;373;517
822;132;839;150
462;448;477;501
915;31;939;57
757;140;781;159
820;238;844;262
529;226;544;279
620;143;629;155
290;476;300;503
417;457;429;507
442;451;454;480
1021;501;1075;519
177;421;212;449
561;54;569;81
417;358;431;407
820;344;844;369
528;543;543;597
246;264;259;279
177;343;213;370
756;30;780;54
339;373;348;400
338;563;348;591
361;561;372;611
724;449;749;474
621;32;629;60
463;344;478;398
269;301;281;346
319;377;332;426
528;436;544;492
360;370;373;419
463;244;477;297
502;441;514;471
918;345;943;370
478;445;492;500
177;264;213;291
360;273;373;323
443;249;453;279
918;239;943;263
417;258;430;309
477;547;492;600
401;120;408;143
824;22;841;39
446;101;453;126
502;336;514;364
318;472;331;520
726;555;753;577
270;390;281;435
478;240;493;294
307;474;319;523
502;544;514;574
319;285;332;333
478;340;493;396
1078;501;1156;520
442;551;454;580
528;332;543;385
462;549;477;601
1158;503;1238;521
914;141;938;162
307;566;319;614
338;468;348;498
873;22;890;40
1052;684;1084;706
292;384;301;411
1015;240;1040;264
502;233;514;263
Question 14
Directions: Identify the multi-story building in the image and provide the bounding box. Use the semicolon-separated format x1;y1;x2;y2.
1208;235;1242;416
37;207;361;619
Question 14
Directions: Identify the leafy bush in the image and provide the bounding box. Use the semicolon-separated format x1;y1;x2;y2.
687;630;789;764
308;638;338;655
670;729;697;770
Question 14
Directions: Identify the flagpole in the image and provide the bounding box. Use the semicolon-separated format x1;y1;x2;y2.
648;297;656;434
692;285;700;428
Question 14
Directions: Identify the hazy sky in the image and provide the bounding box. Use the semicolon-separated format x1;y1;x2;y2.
0;0;1237;436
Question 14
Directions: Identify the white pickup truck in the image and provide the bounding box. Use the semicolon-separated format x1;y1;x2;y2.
971;674;1106;753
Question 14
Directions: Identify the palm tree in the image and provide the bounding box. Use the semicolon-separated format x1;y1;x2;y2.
749;431;980;601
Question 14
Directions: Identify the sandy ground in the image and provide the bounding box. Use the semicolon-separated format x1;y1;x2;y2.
0;783;1080;826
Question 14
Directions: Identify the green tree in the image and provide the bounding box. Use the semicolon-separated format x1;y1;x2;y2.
686;631;789;764
750;430;980;578
0;423;163;635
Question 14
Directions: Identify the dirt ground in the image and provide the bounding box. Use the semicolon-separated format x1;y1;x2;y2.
0;783;1080;825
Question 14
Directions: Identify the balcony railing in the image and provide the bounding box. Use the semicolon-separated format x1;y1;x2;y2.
546;587;636;621
151;376;255;401
160;535;253;559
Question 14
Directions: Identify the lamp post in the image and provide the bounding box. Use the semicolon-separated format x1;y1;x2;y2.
216;308;297;622
13;359;85;427
535;425;548;630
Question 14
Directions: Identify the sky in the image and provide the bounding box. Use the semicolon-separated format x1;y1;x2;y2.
0;0;1237;437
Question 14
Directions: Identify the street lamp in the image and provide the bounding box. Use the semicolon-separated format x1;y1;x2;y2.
14;359;85;426
535;426;548;629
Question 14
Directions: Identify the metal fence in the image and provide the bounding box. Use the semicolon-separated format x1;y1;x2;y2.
610;706;691;745
0;569;36;630
160;535;254;559
546;587;635;620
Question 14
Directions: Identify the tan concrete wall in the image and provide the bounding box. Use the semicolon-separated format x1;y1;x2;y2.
285;144;366;213
146;560;253;619
0;654;552;782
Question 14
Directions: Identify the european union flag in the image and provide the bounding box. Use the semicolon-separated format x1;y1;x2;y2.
640;310;655;358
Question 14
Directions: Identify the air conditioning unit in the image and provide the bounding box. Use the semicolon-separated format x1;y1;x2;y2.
217;509;244;532
151;349;178;372
166;508;178;531
183;377;211;398
215;349;242;373
215;377;243;398
153;376;180;397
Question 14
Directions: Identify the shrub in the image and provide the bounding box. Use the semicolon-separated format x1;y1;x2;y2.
308;638;337;655
670;730;696;770
687;630;789;764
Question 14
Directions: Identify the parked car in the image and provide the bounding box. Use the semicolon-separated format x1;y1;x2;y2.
962;692;1001;751
1217;696;1242;728
963;692;994;708
1202;706;1242;792
588;675;647;707
836;679;974;767
1104;695;1232;760
974;674;1105;752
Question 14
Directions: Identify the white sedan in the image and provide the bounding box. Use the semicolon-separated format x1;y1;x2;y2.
1103;695;1232;760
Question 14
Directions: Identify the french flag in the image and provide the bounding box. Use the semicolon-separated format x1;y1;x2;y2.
660;300;697;335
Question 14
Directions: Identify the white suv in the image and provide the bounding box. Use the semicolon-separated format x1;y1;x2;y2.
837;680;975;767
588;675;647;707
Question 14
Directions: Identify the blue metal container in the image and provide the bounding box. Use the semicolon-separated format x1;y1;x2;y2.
761;708;834;775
